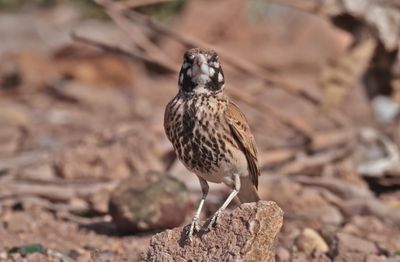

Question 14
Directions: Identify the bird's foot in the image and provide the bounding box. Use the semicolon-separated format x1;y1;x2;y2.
186;216;201;242
206;210;222;231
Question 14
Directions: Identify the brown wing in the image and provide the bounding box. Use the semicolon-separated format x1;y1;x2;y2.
225;101;260;188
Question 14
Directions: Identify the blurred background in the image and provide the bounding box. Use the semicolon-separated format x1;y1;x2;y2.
0;0;399;261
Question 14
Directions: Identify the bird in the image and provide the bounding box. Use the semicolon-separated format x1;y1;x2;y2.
164;48;260;241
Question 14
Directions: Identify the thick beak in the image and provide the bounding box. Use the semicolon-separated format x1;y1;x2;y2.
192;54;209;77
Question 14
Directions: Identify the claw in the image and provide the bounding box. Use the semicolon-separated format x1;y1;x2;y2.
206;210;221;230
186;217;201;241
194;219;201;232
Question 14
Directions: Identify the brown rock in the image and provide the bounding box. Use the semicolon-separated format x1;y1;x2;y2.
109;172;188;234
335;232;378;255
341;216;400;255
140;201;283;262
332;232;379;262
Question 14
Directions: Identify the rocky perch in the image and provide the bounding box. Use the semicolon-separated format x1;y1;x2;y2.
140;201;283;262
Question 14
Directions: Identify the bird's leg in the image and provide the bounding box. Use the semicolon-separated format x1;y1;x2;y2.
187;177;209;241
207;174;240;230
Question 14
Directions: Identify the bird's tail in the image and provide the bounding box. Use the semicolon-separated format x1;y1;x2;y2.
237;176;260;203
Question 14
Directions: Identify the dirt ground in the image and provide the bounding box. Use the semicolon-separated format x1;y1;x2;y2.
0;0;399;261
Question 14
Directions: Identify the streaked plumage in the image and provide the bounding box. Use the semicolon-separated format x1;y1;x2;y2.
164;48;260;240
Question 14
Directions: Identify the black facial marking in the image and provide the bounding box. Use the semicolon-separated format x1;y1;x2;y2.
179;48;225;93
205;66;224;92
180;65;196;92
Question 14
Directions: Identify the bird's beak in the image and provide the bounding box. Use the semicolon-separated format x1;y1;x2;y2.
192;54;209;77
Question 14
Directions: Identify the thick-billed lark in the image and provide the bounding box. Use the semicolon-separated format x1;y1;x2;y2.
164;48;260;241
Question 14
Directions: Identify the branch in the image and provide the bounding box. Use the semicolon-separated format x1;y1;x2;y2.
71;32;177;73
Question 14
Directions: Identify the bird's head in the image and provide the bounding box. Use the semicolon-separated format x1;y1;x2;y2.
178;48;224;94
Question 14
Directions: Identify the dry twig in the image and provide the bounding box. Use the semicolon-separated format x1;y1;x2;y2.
291;175;372;199
277;145;354;176
71;33;176;73
0;151;49;174
0;180;118;202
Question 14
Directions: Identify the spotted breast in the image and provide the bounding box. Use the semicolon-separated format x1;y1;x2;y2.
164;91;248;184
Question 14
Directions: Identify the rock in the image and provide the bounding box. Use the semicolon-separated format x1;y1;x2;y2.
295;228;329;255
332;232;379;262
276;247;290;262
341;215;400;254
140;201;283;262
334;232;378;255
109;172;188;234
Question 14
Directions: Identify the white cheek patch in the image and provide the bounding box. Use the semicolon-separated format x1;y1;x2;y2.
218;72;224;82
187;68;192;77
212;62;220;68
209;67;215;76
182;62;190;69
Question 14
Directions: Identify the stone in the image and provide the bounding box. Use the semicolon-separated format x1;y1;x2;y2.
335;232;378;255
332;232;379;262
276;247;290;262
295;228;329;255
109;172;188;234
341;216;400;255
140;201;283;262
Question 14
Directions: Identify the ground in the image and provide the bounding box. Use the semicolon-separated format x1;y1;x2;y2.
0;0;399;261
